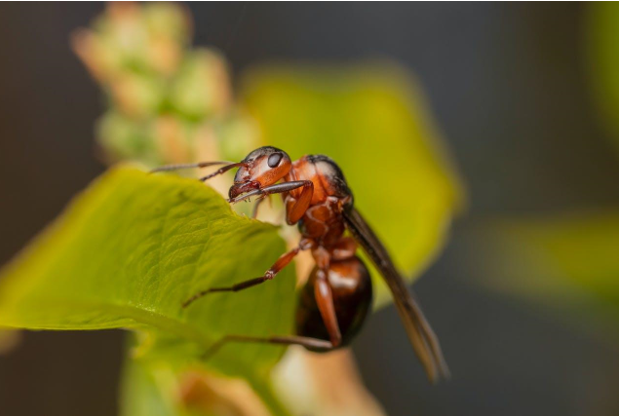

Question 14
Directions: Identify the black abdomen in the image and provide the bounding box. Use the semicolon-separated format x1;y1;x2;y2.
295;256;373;350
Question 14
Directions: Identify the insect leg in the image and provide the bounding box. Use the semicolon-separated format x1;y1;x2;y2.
203;335;334;360
227;180;313;204
182;240;312;308
251;195;269;219
285;181;314;225
199;162;245;182
151;161;246;182
150;161;235;173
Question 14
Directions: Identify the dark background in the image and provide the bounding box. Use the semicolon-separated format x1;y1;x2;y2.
1;3;619;416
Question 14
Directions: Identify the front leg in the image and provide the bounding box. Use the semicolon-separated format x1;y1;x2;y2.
284;181;314;225
228;180;313;205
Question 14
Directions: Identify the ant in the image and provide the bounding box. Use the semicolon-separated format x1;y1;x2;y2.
153;146;449;382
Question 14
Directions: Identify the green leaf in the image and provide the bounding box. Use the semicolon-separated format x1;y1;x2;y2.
472;212;619;319
587;2;619;153
120;352;182;416
120;333;290;416
0;166;296;388
241;64;464;305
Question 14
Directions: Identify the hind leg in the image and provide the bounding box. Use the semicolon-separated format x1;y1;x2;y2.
203;334;334;360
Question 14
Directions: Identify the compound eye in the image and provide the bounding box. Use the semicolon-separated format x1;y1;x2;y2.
267;152;283;168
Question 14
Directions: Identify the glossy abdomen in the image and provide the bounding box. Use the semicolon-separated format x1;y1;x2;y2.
295;256;373;350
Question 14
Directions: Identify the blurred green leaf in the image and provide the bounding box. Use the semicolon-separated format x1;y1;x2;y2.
0;167;295;412
473;212;619;318
120;352;182;416
587;2;619;153
241;64;464;305
121;337;289;416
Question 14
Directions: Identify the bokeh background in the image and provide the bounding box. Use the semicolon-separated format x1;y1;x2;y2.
1;3;619;416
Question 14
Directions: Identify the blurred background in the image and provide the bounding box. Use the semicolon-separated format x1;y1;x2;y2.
1;3;619;416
